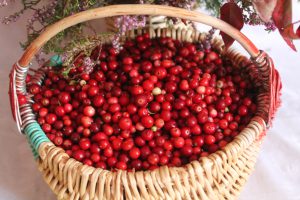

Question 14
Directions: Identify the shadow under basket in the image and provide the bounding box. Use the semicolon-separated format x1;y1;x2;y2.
9;5;281;200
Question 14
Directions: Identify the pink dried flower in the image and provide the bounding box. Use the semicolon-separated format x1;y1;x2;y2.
0;0;8;7
264;21;277;32
82;57;95;74
113;15;146;51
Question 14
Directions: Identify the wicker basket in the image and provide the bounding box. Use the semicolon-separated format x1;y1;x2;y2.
9;5;281;200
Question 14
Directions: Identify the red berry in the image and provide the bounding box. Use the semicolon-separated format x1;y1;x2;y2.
179;80;189;91
83;106;95;117
72;150;85;161
103;124;114;135
79;138;91;150
45;113;57;124
118;117;132;130
88;86;99;97
93;95;104;107
141;130;154;141
91;154;101;163
54;136;63;146
141;116;154;128
131;85;144;95
135;94;148;107
147;153;159;165
203;122;216;134
129;147;141;159
64;103;73;113
123;57;133;65
81;116;93;128
58;92;71;104
98;139;109;149
219;119;228;129
204;135;216;145
111;138;122;150
29;84;41;94
39;108;48;117
116;161;127;170
238;105;248;116
181;145;193;156
173;137;185;148
154;67;167;79
107;157;117;167
170;127;181;137
142;80;154;91
54;106;65;117
122;139;134;151
181;127;191;138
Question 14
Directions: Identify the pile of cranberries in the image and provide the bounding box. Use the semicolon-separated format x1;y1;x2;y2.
28;33;257;171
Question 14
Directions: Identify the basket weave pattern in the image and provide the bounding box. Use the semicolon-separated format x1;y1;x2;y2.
9;5;281;200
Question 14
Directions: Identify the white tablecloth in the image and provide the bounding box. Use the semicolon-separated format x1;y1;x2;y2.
0;2;300;200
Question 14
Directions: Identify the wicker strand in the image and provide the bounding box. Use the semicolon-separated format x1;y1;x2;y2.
251;51;282;126
9;62;30;134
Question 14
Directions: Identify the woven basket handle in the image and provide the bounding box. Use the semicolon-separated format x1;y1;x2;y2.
18;4;261;66
14;4;280;126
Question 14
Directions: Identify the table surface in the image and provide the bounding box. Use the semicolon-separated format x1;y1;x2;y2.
1;2;300;200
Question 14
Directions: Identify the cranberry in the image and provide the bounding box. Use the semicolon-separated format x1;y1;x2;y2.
181;145;193;156
238;105;248;116
79;138;91;150
203;122;216;134
181;127;191;138
39;108;48;117
122;139;134;151
141;116;154;128
45;113;57;124
111;138;122;150
116;161;127;170
118;117;132;130
160;110;171;121
147;153;159;165
141;129;154;141
129;147;141;159
204;135;216;145
64;103;73;113
58;92;71;104
154;67;167;79
29;84;41;94
135;94;148;107
83;106;95;117
149;102;161;113
72;150;85;161
179;80;189;91
170;128;181;137
54;136;63;146
131;85;144;95
173;137;185;148
63;139;72;149
107;157;117;167
103;147;113;157
88;86;99;97
80;116;93;128
93;95;104;107
142;80;154;91
219;119;228;129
